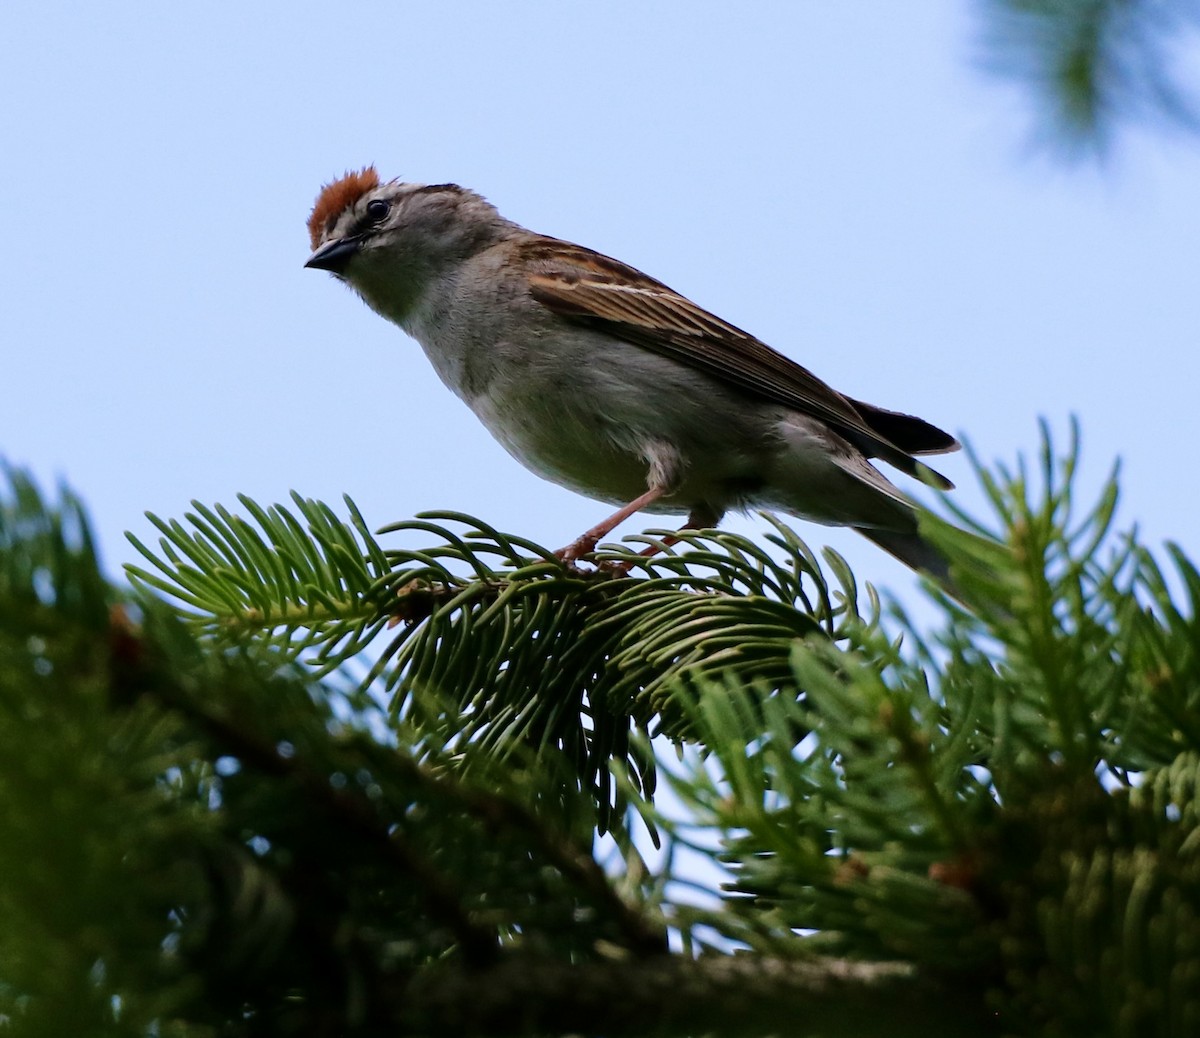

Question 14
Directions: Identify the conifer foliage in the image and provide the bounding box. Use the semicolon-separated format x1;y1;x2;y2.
1;423;1198;1036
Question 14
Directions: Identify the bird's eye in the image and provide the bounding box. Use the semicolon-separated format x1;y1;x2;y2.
365;199;390;222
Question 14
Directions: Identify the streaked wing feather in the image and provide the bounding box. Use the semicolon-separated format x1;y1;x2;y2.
522;238;955;489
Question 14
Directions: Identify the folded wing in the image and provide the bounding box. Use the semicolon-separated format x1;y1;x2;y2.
521;238;959;489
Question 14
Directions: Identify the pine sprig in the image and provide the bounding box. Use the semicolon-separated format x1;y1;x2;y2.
126;491;393;660
977;0;1200;155
126;503;861;821
8;411;1200;1033
648;421;1200;1032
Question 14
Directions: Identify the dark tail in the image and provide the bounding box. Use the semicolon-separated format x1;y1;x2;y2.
856;522;1011;614
854;526;953;585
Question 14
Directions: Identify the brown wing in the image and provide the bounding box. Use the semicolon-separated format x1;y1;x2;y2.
521;237;958;489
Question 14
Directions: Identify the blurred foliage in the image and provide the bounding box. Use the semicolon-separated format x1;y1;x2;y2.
976;0;1200;155
2;421;1199;1035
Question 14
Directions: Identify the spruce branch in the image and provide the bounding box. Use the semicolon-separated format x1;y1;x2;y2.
385;954;994;1037
976;0;1200;155
6;415;1200;1034
126;501;853;826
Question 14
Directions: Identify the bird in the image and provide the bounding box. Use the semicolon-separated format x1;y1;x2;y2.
305;167;960;579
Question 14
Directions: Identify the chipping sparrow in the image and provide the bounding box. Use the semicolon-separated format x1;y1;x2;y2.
305;168;960;577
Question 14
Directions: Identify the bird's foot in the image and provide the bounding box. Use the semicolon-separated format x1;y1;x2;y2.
554;535;599;566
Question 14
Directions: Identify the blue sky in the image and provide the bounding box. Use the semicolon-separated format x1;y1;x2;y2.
3;3;1199;612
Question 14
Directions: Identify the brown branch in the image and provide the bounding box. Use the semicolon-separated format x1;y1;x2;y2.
386;953;999;1037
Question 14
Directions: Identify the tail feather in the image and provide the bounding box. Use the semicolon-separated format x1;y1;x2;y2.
854;526;952;586
845;398;961;456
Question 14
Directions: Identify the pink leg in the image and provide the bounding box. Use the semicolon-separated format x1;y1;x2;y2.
555;486;669;562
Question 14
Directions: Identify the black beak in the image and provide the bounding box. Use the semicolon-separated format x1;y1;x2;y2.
304;237;362;273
